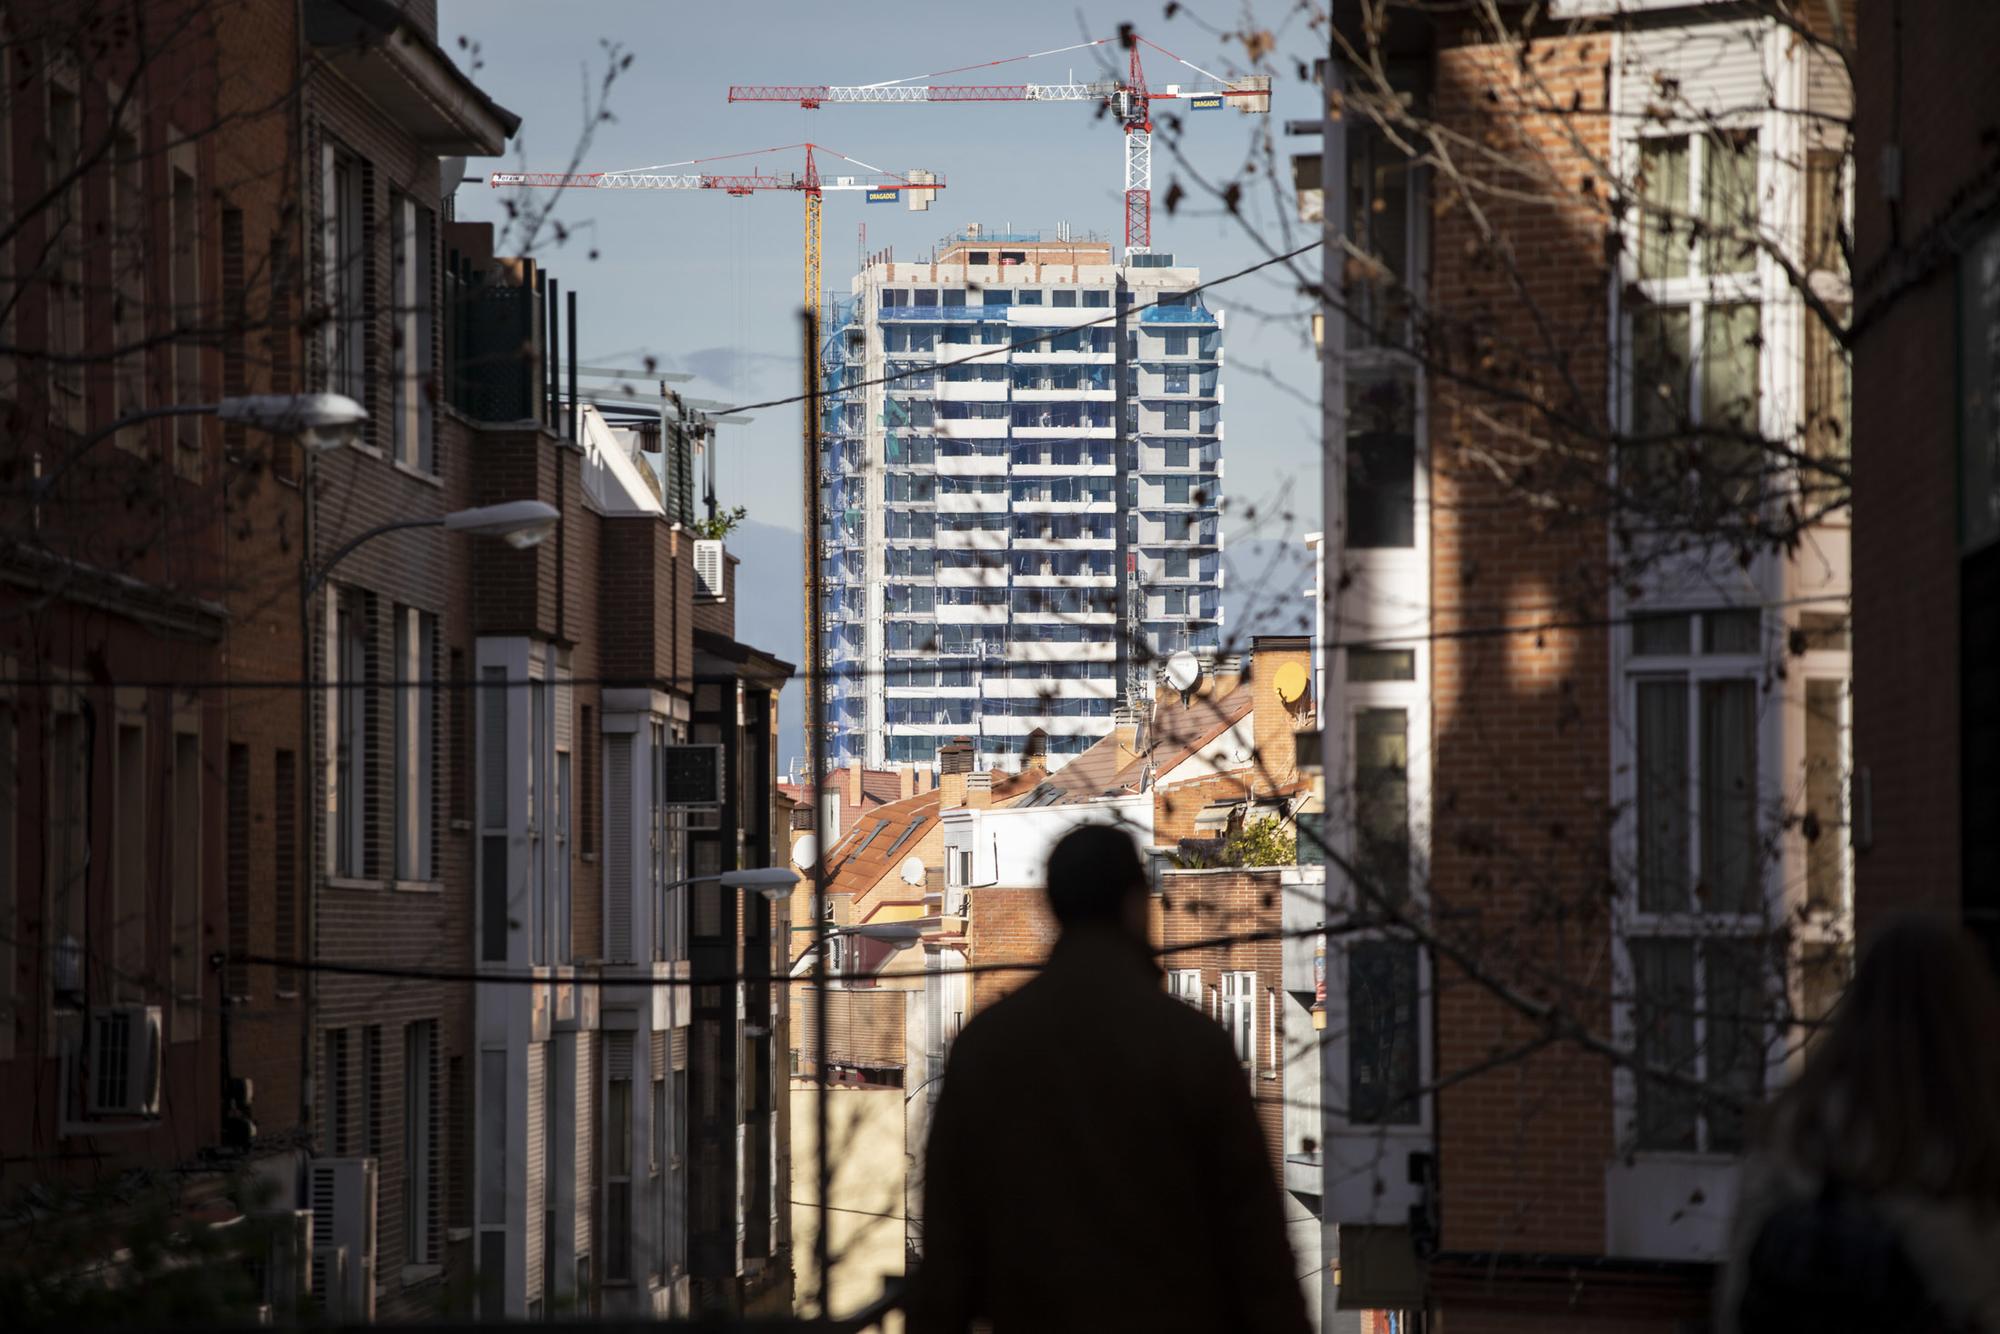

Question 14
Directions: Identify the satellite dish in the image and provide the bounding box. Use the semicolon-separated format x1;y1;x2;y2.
1164;651;1202;703
900;855;927;888
790;833;819;871
1274;660;1310;707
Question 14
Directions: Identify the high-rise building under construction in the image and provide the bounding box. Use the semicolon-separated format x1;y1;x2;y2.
819;227;1225;771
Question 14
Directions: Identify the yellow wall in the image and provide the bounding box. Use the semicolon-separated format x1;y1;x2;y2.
790;1081;907;1329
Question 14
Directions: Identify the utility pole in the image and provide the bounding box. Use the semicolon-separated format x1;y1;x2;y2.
1317;25;1352;1331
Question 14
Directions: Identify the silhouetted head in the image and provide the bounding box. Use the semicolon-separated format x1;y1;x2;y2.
1045;824;1148;935
1774;914;2000;1203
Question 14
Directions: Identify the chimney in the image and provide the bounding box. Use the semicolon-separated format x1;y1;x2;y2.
938;737;975;808
899;767;917;801
1022;728;1048;777
1248;636;1315;790
847;759;863;809
963;772;993;809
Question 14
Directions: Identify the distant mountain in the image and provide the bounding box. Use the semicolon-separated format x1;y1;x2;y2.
721;519;808;771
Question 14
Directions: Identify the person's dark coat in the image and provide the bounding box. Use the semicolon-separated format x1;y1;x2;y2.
907;923;1313;1334
1721;1147;2000;1334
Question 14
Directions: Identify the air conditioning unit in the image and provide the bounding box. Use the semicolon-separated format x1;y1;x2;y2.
85;1005;162;1116
693;539;725;600
309;1246;348;1321
309;1158;377;1322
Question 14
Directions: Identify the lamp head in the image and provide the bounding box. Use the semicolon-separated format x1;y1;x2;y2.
218;393;369;451
443;500;560;549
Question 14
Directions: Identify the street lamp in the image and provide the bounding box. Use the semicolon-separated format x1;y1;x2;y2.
303;499;560;600
35;392;369;499
790;921;923;952
216;393;370;453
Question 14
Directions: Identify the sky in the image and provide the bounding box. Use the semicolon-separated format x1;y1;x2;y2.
442;0;1326;544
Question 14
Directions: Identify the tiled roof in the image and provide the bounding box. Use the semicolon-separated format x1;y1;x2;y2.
821;790;941;901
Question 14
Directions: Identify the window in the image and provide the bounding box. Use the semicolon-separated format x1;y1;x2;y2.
1627;131;1766;518
405;1020;437;1263
323;145;367;409
111;121;147;443
1163;403;1191;431
1221;972;1256;1071
114;718;147;1000
1161;331;1189;357
1627;607;1770;1153
1163;476;1191;506
605;1035;633;1283
1346;130;1414;346
226;745;250;1000
1355;709;1410;905
1052;289;1076;308
275;750;298;993
1083;289;1109;308
47;81;84;424
391;195;436;471
1348;939;1419;1124
171;724;202;1037
170;145;203;474
1163;549;1189;579
1347;373;1417;549
1167;968;1201;1005
1348;648;1415;681
1016;288;1042;305
47;706;87;1003
333;589;372;877
1802;678;1850;913
394;608;439;882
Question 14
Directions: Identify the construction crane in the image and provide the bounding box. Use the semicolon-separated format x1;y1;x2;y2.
727;35;1269;253
488;141;942;319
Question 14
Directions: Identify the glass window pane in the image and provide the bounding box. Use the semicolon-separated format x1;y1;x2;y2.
1354;709;1409;906
1803;678;1847;913
1346;375;1416;549
1347;939;1419;1125
1702;609;1761;654
1796;611;1849;652
1632;613;1691;657
1629;305;1692;501
1803;308;1851;509
1348;648;1416;681
1700;679;1760;913
1638;137;1690;281
1631;939;1698;1150
1637;680;1691;912
1703;937;1768;1152
1701;130;1759;275
1702;303;1763;508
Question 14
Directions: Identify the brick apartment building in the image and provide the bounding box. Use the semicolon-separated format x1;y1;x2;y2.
1;0;798;1321
1850;0;2000;968
1293;2;1859;1328
1;0;243;1198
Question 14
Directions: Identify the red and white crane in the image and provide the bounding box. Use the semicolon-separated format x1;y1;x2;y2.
489;142;941;316
728;34;1268;254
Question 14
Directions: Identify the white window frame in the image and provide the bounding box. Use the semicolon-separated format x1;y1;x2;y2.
390;193;435;472
1221;970;1256;1073
168;134;202;475
1165;967;1201;1006
1612;606;1779;1157
170;709;202;1038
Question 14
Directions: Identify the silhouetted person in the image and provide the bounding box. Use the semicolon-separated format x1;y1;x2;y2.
908;824;1312;1334
1723;915;2000;1333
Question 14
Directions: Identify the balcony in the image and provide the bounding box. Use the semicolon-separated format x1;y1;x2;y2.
1012;349;1114;365
936;490;1009;514
936;417;1010;440
937;526;1009;550
1014;386;1115;402
934;379;1011;403
935;451;1009;476
1010;498;1115;514
936;603;1008;624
